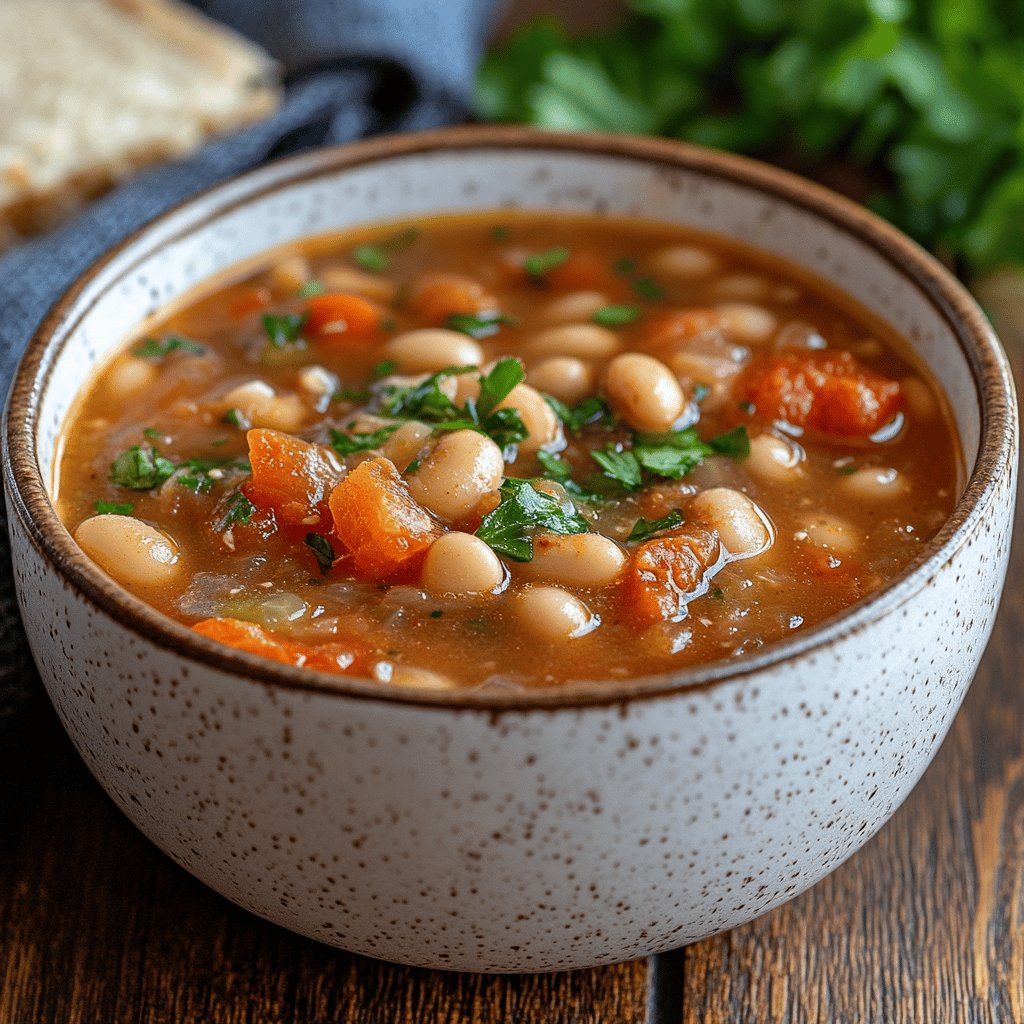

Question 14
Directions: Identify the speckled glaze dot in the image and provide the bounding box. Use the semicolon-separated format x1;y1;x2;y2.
2;128;1017;972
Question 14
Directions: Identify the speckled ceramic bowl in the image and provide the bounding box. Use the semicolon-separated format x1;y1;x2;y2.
3;128;1018;972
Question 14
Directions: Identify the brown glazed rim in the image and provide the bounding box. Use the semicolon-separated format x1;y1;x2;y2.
4;126;1017;711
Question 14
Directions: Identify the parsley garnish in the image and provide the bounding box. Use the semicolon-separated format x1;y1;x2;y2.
627;510;685;543
707;425;751;460
592;304;641;327
591;446;643;489
476;477;589;561
304;532;336;574
837;464;859;476
738;400;755;414
142;427;162;440
329;424;400;456
94;500;134;516
262;312;307;348
445;311;515;339
523;246;570;279
215;492;256;531
430;609;444;619
536;449;572;482
133;335;205;359
543;394;616;434
632;277;665;301
614;257;637;275
297;280;325;298
109;446;176;490
350;227;420;274
489;225;511;241
372;360;397;378
177;474;214;494
222;408;248;429
693;383;711;403
334;387;372;403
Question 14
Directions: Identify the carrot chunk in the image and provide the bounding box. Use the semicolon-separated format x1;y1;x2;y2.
193;618;368;674
623;527;720;624
305;292;382;343
244;428;343;527
407;272;496;323
329;456;444;579
545;252;617;292
744;351;901;438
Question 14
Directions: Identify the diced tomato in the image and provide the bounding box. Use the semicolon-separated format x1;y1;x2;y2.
744;351;901;438
244;428;343;528
329;456;444;579
193;618;368;675
305;292;383;344
227;285;273;318
546;251;618;292
407;272;497;323
623;527;720;624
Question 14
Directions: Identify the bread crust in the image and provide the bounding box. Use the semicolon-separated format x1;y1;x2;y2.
0;0;281;248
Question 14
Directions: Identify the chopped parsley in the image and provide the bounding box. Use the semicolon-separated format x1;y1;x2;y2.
329;424;400;455
591;446;643;489
304;532;336;575
262;312;307;348
445;311;515;339
523;246;570;279
296;279;325;298
543;394;616;434
738;400;755;414
350;227;420;274
591;304;641;328
693;383;711;403
837;463;859;476
133;335;205;359
222;407;248;429
489;225;511;241
536;449;572;482
94;500;134;516
372;359;397;378
430;609;444;619
109;446;176;490
614;257;637;275
176;474;214;494
142;427;162;440
706;425;751;460
476;477;589;561
632;276;665;301
215;492;256;531
627;510;685;543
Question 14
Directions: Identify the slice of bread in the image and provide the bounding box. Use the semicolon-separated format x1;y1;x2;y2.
0;0;281;248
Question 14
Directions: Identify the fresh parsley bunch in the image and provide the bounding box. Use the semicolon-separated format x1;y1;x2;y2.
478;0;1024;276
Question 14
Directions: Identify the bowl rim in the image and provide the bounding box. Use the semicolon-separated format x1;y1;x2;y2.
4;125;1017;711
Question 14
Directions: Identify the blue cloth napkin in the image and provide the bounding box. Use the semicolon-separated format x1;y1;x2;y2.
0;0;497;727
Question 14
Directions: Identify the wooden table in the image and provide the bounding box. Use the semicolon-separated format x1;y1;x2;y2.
1;295;1020;1023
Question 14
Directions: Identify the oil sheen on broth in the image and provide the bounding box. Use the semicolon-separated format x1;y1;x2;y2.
57;212;962;690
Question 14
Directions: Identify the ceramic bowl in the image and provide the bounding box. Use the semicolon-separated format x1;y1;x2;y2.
3;127;1017;972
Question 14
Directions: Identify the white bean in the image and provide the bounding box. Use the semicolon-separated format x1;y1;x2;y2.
421;532;506;595
900;377;937;422
75;515;180;591
221;379;306;432
527;357;596;405
498;383;561;453
527;323;621;360
539;290;610;324
407;430;504;523
650;244;719;279
513;585;600;642
840;466;907;501
690;488;772;558
797;515;858;555
297;364;339;407
383;420;434;469
604;353;685;432
320;265;399;303
269;255;310;293
716;303;778;343
106;358;158;400
384;329;484;373
520;533;626;587
746;433;804;482
384;664;457;690
712;273;770;301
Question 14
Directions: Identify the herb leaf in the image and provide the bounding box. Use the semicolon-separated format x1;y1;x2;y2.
133;335;205;359
446;311;515;339
627;510;685;544
591;446;643;489
543;394;615;434
707;425;751;460
329;424;400;456
296;280;325;298
109;446;176;490
475;357;525;420
632;277;665;301
262;313;307;348
476;477;589;561
350;227;420;274
537;449;572;482
94;500;134;516
523;246;570;278
304;532;336;574
215;492;256;531
592;304;641;327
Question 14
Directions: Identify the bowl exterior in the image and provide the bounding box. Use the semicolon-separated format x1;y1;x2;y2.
6;459;1014;971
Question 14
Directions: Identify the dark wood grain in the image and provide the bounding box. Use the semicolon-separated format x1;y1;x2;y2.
0;703;648;1024
677;293;1024;1024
